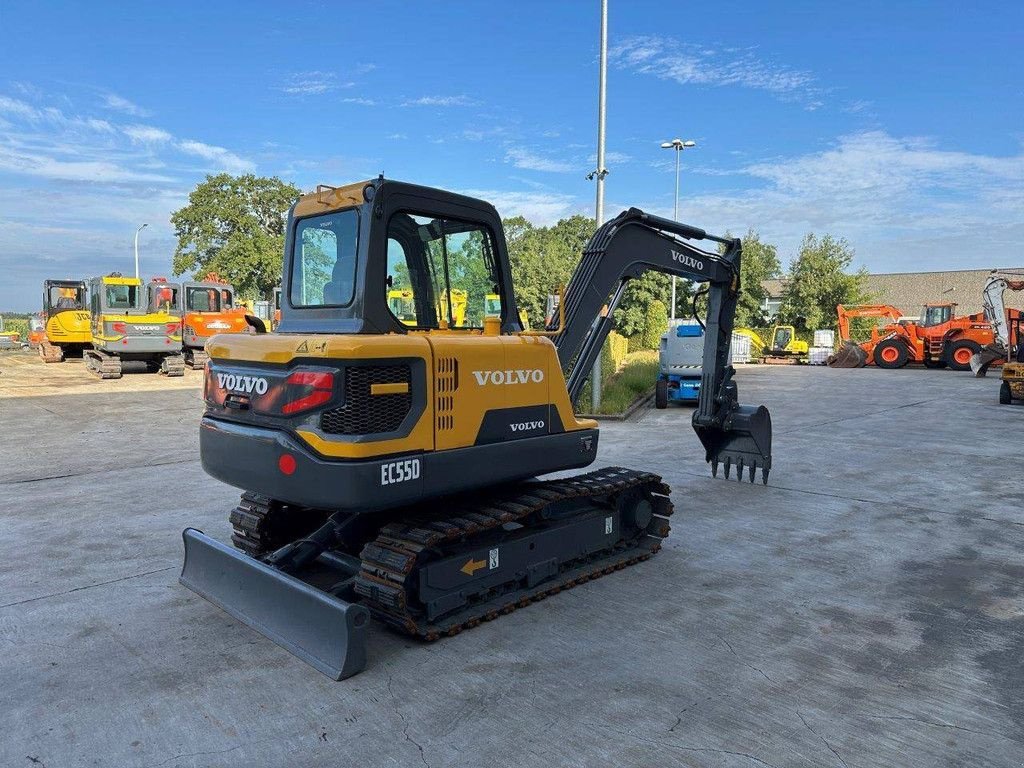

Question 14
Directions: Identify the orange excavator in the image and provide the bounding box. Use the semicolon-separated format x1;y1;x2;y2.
830;301;1004;370
181;274;265;367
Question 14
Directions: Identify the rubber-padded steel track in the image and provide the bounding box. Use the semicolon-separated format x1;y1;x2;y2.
229;491;329;557
85;349;122;379
186;349;209;369
162;354;186;377
353;466;673;640
39;341;64;363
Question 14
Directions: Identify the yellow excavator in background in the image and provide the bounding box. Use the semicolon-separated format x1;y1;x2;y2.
179;178;772;679
39;280;92;362
734;325;808;364
388;288;468;327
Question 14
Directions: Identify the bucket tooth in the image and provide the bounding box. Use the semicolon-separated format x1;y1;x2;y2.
748;463;756;483
736;458;744;481
724;457;732;479
711;459;719;478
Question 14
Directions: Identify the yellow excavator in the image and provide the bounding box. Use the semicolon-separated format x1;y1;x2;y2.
734;325;808;364
179;178;772;679
388;288;468;327
39;280;92;362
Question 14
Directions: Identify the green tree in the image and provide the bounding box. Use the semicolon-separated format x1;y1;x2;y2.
638;299;668;349
171;174;301;299
505;214;595;327
779;233;867;330
614;272;673;338
724;229;782;327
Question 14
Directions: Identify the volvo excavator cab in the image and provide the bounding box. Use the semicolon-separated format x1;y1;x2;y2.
180;178;773;679
83;275;185;378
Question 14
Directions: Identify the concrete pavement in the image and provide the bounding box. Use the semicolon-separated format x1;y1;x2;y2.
2;362;1021;767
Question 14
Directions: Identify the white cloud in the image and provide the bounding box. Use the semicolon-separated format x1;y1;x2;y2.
341;97;378;106
402;95;478;107
611;36;821;106
0;95;43;120
0;145;173;183
461;188;578;226
177;140;255;173
386;133;408;140
123;124;172;143
102;93;151;117
505;146;575;173
279;71;354;95
638;130;1024;272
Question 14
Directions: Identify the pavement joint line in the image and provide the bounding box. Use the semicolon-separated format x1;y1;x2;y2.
0;566;176;609
774;398;940;435
673;466;1024;529
2;458;200;485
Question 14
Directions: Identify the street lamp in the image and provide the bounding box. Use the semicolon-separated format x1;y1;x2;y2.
134;223;148;279
660;138;697;322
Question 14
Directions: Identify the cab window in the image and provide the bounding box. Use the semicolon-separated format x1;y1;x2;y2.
291;209;359;307
187;287;221;312
385;212;502;329
106;285;137;310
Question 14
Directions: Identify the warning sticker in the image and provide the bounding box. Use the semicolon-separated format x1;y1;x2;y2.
489;548;499;569
604;516;613;535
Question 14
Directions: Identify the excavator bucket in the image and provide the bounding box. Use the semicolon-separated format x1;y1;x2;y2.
179;528;370;680
694;404;772;484
969;345;1004;377
828;342;867;368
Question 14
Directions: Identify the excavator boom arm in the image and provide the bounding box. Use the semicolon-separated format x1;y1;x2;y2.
552;207;772;482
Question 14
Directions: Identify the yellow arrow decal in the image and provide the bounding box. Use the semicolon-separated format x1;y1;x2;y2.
460;558;487;576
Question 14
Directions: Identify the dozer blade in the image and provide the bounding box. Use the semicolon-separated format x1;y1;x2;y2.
694;404;772;484
969;345;1004;377
827;342;867;368
179;528;370;680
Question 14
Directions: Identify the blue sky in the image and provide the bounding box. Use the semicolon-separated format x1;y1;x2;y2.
0;0;1021;311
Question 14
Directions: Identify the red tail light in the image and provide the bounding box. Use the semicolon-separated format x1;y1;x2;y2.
166;323;180;335
112;322;127;334
281;370;334;415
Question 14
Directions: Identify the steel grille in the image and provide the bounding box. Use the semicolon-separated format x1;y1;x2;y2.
436;356;458;431
320;364;411;435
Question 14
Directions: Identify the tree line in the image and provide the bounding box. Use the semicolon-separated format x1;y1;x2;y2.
170;174;867;341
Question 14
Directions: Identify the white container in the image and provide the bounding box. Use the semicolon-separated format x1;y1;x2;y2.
813;329;835;348
809;346;832;365
730;333;752;364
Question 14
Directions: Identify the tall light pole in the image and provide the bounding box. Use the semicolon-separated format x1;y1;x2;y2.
586;0;610;412
134;223;149;279
660;138;696;322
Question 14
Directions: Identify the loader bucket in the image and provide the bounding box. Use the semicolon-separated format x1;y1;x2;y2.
179;528;369;680
693;404;772;484
828;342;867;368
969;345;1003;377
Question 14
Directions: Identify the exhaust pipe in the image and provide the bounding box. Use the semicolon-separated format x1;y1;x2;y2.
180;528;370;679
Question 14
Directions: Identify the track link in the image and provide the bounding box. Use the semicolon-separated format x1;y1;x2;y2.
354;466;673;640
161;354;186;377
185;349;209;369
39;341;64;363
228;492;330;556
85;349;122;379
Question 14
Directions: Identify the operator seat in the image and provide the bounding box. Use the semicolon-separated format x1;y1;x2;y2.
322;253;355;305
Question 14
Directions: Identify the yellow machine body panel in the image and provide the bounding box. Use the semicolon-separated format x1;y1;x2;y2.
45;310;92;344
206;331;595;460
1003;362;1024;399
